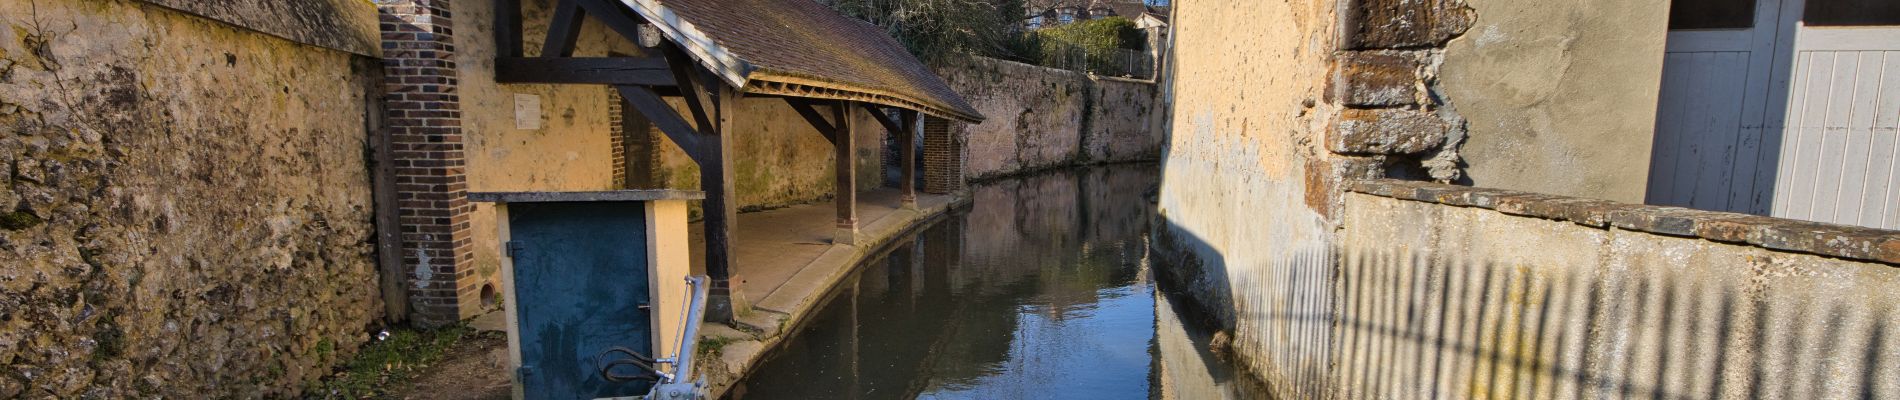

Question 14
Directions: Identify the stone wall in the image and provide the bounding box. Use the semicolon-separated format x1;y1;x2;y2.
0;0;383;396
936;57;1160;181
1332;179;1900;399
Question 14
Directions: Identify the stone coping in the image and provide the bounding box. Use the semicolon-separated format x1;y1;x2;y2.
1347;179;1900;266
468;190;705;203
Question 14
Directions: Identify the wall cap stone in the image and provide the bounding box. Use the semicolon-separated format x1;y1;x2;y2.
1347;179;1900;266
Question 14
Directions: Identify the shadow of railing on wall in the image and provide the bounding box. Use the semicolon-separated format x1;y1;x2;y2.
1323;247;1896;399
1155;223;1899;399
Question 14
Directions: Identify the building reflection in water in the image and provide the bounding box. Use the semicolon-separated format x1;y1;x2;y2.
731;165;1270;400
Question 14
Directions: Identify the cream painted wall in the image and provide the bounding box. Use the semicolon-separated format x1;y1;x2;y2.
1151;0;1343;390
1441;0;1670;203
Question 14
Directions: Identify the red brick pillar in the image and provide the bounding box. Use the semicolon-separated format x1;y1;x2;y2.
922;116;963;194
378;0;477;327
609;86;627;188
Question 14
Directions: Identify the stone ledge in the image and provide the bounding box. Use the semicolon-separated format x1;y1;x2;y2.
1347;179;1900;265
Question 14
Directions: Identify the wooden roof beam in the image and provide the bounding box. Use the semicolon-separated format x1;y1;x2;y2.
494;57;675;86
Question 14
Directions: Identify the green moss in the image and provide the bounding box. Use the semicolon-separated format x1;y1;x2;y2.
0;211;42;231
697;335;735;358
90;313;123;362
305;325;477;398
314;338;335;357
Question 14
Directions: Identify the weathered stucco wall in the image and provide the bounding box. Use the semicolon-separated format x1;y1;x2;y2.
937;57;1159;181
1152;0;1697;395
1149;0;1344;394
0;0;381;397
1440;0;1668;203
456;0;888;297
136;0;380;56
650;98;886;214
1335;180;1900;399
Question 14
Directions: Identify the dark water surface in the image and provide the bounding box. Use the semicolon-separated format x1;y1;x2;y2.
729;165;1271;400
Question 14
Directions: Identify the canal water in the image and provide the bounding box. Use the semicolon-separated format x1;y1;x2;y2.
729;165;1272;400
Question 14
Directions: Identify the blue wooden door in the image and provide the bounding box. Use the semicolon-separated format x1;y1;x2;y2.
507;202;653;399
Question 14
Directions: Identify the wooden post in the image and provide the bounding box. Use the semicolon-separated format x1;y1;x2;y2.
494;0;522;58
833;101;859;245
704;84;741;319
365;66;408;323
899;110;919;209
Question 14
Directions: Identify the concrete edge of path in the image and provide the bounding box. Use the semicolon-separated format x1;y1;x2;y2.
700;193;970;397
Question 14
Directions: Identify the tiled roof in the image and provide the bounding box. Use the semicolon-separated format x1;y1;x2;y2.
1107;2;1150;19
617;0;985;122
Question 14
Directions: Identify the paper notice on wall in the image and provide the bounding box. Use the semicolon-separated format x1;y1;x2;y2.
514;93;542;130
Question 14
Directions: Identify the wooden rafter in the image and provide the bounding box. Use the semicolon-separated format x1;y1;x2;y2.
541;0;586;57
495;57;674;85
665;43;718;133
615;85;707;166
785;98;836;144
858;103;903;136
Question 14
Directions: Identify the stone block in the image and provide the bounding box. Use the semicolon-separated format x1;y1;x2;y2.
1521;197;1625;228
1427;185;1498;208
1329;52;1421;107
1688;214;1778;243
1606;206;1704;237
1878;236;1900;265
1333;155;1388;180
1342;0;1477;49
1745;221;1886;260
1329;108;1449;154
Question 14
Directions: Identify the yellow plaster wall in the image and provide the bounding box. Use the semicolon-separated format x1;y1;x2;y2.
1151;0;1343;392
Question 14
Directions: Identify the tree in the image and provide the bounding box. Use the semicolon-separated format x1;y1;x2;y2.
826;0;1030;64
1030;16;1145;75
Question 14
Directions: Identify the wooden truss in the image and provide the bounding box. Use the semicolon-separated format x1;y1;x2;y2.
492;0;924;323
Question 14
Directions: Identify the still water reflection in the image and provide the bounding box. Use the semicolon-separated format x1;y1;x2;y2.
730;165;1271;400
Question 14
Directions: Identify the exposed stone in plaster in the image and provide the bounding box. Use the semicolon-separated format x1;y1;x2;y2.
1341;0;1476;49
1323;1;1473;183
1;1;380;396
1327;52;1422;107
1328;108;1448;154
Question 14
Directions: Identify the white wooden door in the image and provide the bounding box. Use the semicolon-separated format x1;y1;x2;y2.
1647;0;1787;214
1651;0;1900;229
1768;0;1900;229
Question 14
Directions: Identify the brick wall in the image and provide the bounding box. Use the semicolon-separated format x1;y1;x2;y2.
923;115;964;194
610;88;663;190
610;86;627;188
378;0;478;326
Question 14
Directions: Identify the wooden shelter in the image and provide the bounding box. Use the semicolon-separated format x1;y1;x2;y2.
490;0;984;321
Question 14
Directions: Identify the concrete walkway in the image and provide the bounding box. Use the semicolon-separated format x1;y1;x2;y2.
686;188;965;396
